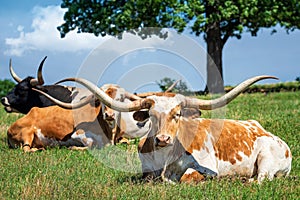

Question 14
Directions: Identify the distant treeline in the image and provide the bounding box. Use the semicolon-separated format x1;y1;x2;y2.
224;81;300;94
187;81;300;95
0;79;15;98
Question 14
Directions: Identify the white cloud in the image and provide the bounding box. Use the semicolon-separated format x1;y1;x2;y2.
5;5;109;56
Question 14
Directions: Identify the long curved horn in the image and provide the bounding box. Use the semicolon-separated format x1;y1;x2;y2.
9;59;22;83
56;79;141;100
30;56;47;86
55;78;153;112
184;75;279;110
136;92;159;98
124;91;142;100
32;88;95;109
37;56;47;85
165;79;181;92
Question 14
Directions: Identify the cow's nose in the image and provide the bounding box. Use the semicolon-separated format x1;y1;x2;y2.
155;135;171;147
105;112;115;120
1;97;9;105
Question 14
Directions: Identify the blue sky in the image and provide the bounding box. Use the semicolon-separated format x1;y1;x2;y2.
0;0;299;92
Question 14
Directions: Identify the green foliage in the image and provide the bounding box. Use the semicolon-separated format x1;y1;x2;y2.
57;0;300;94
296;77;300;82
58;0;300;41
0;79;15;98
0;92;299;199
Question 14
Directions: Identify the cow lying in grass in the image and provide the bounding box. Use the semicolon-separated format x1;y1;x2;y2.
57;75;292;183
153;104;292;184
6;84;123;152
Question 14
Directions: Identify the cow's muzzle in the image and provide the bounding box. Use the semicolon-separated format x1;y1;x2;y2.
1;97;10;106
155;134;172;147
4;106;13;113
1;97;13;113
104;112;115;121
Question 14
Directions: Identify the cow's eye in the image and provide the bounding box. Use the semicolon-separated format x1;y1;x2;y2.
174;112;181;121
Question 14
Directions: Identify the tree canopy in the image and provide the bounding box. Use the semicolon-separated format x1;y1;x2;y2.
58;0;300;93
0;79;15;98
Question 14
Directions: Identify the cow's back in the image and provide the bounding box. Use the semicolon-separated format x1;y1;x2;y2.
188;119;292;178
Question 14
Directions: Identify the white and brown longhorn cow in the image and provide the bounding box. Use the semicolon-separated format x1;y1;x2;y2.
153;105;292;184
55;75;289;183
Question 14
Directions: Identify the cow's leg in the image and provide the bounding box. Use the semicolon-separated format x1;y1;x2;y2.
21;127;35;152
111;127;117;145
113;126;127;145
257;156;291;183
69;146;88;151
118;137;130;145
256;153;276;183
70;129;92;148
180;168;205;184
256;139;292;183
28;147;44;152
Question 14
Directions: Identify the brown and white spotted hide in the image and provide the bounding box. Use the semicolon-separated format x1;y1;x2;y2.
136;95;202;180
154;104;292;184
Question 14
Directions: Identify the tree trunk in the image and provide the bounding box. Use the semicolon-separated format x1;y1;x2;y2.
205;2;225;94
205;23;224;94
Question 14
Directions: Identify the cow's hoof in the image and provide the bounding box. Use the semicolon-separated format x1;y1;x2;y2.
68;146;88;151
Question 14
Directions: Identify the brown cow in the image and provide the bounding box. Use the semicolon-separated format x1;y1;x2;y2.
7;85;119;152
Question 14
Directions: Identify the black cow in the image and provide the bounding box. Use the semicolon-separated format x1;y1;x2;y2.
1;56;88;114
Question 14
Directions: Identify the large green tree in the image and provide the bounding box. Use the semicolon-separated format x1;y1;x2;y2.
58;0;300;93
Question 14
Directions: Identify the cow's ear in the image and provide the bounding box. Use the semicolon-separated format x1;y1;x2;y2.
181;108;201;119
133;110;150;122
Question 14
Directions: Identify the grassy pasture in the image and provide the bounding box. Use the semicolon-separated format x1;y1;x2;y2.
0;92;299;199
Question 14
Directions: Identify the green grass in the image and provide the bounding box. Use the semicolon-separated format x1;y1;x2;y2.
0;92;299;199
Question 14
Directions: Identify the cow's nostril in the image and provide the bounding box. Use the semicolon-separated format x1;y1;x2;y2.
155;136;161;145
105;112;115;119
164;135;170;142
155;135;171;147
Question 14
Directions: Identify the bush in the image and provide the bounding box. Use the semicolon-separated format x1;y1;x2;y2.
0;79;15;98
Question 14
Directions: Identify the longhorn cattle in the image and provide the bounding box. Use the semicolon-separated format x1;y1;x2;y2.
53;79;200;145
55;75;286;183
153;105;292;184
1;56;90;114
100;81;184;143
99;84;151;144
53;80;148;144
54;79;182;144
7;85;118;152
